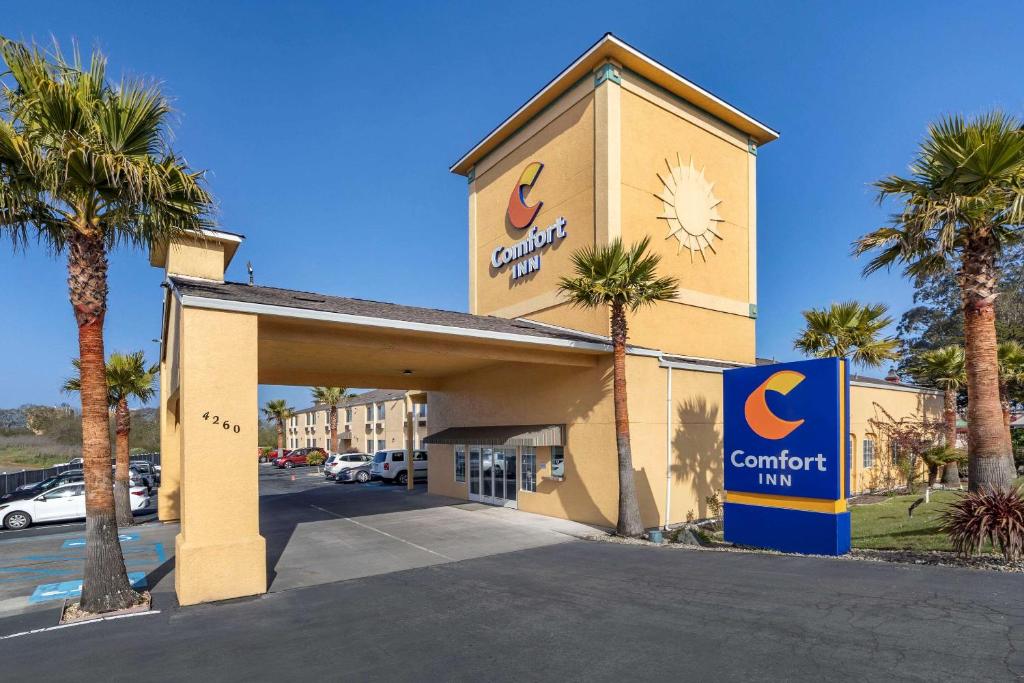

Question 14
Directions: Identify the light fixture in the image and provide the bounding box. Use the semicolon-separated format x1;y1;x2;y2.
402;369;413;375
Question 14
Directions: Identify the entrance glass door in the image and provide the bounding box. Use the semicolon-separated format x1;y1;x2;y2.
467;446;517;508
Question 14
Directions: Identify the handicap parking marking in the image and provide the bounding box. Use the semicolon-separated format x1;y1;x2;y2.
29;572;148;604
61;533;139;549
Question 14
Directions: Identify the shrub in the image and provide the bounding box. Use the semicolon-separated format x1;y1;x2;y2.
940;486;1024;561
307;451;326;467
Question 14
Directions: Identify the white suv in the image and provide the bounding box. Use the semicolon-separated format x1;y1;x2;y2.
324;453;372;480
370;449;427;485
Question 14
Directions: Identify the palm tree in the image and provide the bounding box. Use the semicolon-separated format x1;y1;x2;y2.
64;352;157;526
558;236;678;536
854;112;1024;493
262;400;293;459
0;39;212;612
793;301;900;369
914;345;966;486
310;387;349;454
997;341;1024;460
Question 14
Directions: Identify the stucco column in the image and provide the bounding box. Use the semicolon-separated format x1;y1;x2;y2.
405;396;415;491
157;361;181;522
175;306;265;605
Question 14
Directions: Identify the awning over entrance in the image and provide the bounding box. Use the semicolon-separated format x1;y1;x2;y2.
424;424;565;447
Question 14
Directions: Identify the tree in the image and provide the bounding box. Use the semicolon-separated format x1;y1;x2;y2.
64;352;157;526
310;387;348;453
867;404;943;494
793;301;900;369
0;38;212;612
262;400;293;459
997;341;1024;456
855;112;1024;493
558;236;678;536
913;345;967;486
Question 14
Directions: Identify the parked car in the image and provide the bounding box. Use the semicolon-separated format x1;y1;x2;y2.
274;447;326;469
128;461;160;485
370;449;428;485
5;470;84;501
324;453;372;480
114;464;156;491
0;482;150;530
336;462;372;484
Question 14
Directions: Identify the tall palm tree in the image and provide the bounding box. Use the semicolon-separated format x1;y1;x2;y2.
997;341;1024;460
558;236;678;537
64;352;157;527
310;387;349;453
0;38;212;612
855;112;1024;493
914;345;966;486
793;301;900;369
262;400;293;459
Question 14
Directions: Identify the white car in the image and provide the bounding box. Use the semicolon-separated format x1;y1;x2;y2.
0;482;150;530
370;449;428;485
324;453;372;480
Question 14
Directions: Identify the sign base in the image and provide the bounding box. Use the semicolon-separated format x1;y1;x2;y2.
724;502;851;556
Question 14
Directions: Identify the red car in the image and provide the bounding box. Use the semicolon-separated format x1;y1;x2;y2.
273;448;326;469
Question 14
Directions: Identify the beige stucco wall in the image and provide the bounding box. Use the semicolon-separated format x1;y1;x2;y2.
849;383;943;493
471;92;596;322
165;237;226;281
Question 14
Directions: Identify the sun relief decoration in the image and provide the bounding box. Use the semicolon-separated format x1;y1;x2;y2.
654;154;724;262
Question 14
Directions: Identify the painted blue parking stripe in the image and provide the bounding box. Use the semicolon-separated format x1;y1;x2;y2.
29;572;148;604
0;567;74;575
61;533;139;549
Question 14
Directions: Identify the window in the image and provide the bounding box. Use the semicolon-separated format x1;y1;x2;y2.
455;446;466;482
346;407;353;423
416;404;428;418
863;439;875;468
550;446;565;479
376;403;386;420
847;434;854;461
377;439;386;451
392;452;404;462
521;447;537;492
891;442;900;465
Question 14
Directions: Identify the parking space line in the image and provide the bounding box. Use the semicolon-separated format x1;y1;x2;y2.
308;504;455;561
0;609;161;640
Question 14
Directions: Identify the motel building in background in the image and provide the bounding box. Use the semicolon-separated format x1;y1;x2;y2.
287;389;429;452
152;34;941;606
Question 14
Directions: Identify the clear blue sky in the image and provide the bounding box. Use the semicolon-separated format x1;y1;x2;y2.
2;1;1023;410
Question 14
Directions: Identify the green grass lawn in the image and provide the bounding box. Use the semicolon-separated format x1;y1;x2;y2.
0;445;74;472
851;477;1024;552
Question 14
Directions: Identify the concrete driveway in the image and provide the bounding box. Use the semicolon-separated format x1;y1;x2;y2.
258;466;595;591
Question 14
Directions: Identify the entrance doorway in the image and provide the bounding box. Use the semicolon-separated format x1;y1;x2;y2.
468;446;518;508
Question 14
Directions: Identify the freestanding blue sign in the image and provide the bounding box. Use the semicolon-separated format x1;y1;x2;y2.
723;357;850;555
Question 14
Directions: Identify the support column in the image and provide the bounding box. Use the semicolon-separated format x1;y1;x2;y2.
175;306;265;605
405;396;415;491
157;372;181;522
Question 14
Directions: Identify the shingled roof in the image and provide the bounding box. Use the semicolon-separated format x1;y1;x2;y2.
168;277;610;348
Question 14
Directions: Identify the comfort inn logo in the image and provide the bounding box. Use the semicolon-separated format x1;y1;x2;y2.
490;161;568;282
743;370;806;440
507;161;544;229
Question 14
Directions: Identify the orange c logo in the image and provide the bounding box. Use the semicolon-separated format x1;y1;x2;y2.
507;161;544;229
744;370;806;440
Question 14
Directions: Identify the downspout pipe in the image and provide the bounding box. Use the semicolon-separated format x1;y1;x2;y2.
664;361;673;530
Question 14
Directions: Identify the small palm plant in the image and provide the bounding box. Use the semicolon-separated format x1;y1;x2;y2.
941;486;1024;561
310;387;349;454
914;346;966;486
0;38;211;613
558;236;678;537
262;400;294;459
793;301;899;369
65;352;157;527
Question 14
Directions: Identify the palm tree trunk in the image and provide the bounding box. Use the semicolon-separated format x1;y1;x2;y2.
114;397;134;527
276;424;284;458
960;248;1013;493
330;407;339;454
69;232;135;613
610;303;644;537
941;388;961;487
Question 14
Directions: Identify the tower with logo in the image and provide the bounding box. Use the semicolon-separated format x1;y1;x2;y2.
451;35;777;364
722;357;851;555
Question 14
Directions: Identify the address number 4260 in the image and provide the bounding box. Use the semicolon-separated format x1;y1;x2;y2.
201;412;241;433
